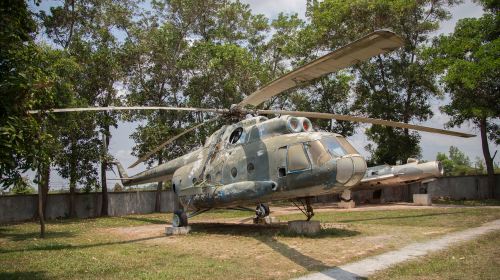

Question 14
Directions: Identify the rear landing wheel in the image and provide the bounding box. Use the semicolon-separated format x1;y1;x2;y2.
172;210;188;227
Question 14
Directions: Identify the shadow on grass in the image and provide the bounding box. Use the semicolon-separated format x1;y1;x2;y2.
189;222;359;271
0;229;75;242
190;222;360;238
0;271;48;280
338;211;465;223
121;216;167;225
0;235;165;255
256;235;330;271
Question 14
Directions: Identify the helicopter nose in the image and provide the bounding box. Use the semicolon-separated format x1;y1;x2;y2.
336;154;367;187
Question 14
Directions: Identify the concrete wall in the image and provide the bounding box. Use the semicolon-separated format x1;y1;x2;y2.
1;175;499;224
350;174;500;204
0;190;178;224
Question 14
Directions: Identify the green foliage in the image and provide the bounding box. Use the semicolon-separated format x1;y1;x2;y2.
437;152;455;175
0;0;76;188
10;177;35;195
430;13;499;137
305;0;462;164
436;146;477;176
429;3;499;185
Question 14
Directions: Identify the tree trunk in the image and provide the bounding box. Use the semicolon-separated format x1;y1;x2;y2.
100;129;110;216
155;156;163;213
37;183;45;238
155;181;163;212
69;178;76;218
37;166;46;238
479;118;496;198
41;164;50;218
69;137;77;218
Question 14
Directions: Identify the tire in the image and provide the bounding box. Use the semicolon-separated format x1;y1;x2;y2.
256;203;270;218
262;203;270;216
172;210;188;227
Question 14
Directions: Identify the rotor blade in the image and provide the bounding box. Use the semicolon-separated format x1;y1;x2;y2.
128;116;220;168
256;110;476;138
238;30;404;107
28;106;229;114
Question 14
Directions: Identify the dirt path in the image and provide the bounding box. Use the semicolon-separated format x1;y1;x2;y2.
294;219;500;280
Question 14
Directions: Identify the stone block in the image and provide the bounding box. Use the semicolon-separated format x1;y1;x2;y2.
413;194;432;206
287;220;321;235
338;200;356;209
265;216;280;224
165;226;191;235
254;216;280;224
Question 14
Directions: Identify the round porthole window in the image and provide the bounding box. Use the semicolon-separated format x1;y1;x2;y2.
247;163;255;173
192;177;197;184
231;167;238;178
205;174;211;182
229;127;244;144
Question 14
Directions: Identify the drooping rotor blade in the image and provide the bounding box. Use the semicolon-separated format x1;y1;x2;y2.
128;116;220;168
238;30;404;107
256;109;476;138
28;106;229;114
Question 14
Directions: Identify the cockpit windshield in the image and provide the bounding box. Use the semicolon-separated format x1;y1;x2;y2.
321;136;359;157
336;136;359;154
321;136;347;157
305;140;332;166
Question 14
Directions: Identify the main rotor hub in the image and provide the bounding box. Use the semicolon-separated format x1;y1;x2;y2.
229;104;249;119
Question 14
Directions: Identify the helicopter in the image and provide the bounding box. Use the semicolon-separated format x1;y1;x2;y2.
29;30;474;227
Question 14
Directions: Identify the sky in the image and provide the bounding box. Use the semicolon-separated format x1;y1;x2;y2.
28;0;497;189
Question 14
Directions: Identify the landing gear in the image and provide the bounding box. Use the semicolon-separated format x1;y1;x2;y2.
172;210;188;227
292;197;315;221
253;203;270;224
255;203;270;218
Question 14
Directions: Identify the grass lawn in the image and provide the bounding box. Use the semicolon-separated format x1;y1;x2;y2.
432;198;500;206
1;206;499;279
370;231;500;280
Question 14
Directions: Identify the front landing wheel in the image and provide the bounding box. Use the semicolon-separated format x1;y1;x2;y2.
255;203;270;218
172;210;188;227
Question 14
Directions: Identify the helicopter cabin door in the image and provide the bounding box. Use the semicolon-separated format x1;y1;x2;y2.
283;143;312;190
276;147;287;190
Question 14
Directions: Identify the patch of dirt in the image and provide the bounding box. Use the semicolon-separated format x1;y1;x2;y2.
106;224;166;240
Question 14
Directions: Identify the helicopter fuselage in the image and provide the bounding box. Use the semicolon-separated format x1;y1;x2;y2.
116;116;367;211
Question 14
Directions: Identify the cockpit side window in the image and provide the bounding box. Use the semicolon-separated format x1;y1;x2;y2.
229;127;245;144
287;143;311;172
305;140;332;166
321;137;347;157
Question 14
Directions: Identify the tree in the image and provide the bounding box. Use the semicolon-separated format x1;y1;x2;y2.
123;4;196;212
449;146;471;167
436;146;475;176
40;0;138;216
436;152;455;175
430;5;499;196
1;0;40;188
305;0;461;164
10;177;35;195
474;156;486;174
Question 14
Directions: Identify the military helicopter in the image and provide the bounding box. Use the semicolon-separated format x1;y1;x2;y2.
30;30;474;227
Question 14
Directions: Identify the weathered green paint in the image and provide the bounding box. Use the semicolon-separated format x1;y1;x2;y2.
116;115;369;210
115;115;443;211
